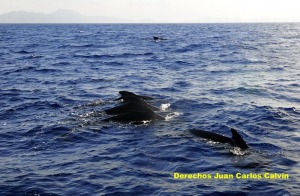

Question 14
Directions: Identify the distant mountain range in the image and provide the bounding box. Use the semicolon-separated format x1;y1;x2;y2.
0;9;135;23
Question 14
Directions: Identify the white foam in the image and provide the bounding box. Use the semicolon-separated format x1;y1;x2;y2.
230;147;248;156
165;112;183;120
160;103;171;111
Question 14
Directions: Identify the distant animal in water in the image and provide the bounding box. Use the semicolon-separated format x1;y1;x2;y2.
190;128;249;149
114;91;154;102
153;36;167;41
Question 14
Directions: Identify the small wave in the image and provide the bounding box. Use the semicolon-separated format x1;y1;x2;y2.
24;125;44;136
16;55;42;60
35;68;62;73
174;43;211;53
74;54;114;59
272;67;285;71
252;142;282;152
6;101;63;113
219;58;267;65
0;88;31;96
90;78;115;83
60;44;94;48
42;125;73;136
289;83;300;87
75;100;106;108
104;61;124;66
175;60;193;66
74;52;154;59
30;54;43;59
224;44;259;51
118;52;155;58
174;81;192;88
234;87;266;95
13;66;35;73
73;44;94;48
166;112;183;120
78;111;105;118
13;50;34;54
52;61;71;66
211;87;266;96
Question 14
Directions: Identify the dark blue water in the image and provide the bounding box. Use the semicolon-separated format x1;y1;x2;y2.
0;24;299;195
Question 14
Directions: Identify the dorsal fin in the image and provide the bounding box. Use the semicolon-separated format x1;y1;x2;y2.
230;128;249;149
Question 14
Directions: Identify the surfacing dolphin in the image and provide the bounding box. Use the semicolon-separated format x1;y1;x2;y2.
103;108;165;124
190;128;249;149
103;91;164;123
114;91;154;102
105;96;159;115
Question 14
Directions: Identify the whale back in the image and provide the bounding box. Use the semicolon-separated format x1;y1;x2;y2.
105;99;159;115
190;129;232;144
103;109;165;123
190;128;249;149
114;91;154;101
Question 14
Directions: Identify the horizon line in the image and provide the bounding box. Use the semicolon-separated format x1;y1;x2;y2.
1;22;300;24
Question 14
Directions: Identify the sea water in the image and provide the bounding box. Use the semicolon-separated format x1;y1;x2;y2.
0;24;299;195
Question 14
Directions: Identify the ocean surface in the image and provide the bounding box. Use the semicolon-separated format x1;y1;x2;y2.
0;23;299;195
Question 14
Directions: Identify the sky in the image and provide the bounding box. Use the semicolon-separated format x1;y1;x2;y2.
1;0;300;23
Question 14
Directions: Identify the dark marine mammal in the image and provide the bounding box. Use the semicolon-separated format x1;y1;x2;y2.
105;96;159;115
114;91;154;102
103;91;164;123
190;128;249;149
153;36;167;41
103;108;165;123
